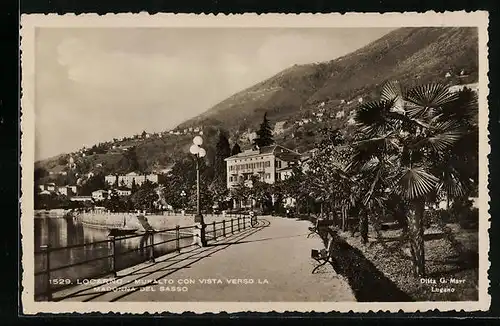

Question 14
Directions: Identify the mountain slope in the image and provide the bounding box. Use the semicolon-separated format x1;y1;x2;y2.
178;27;478;132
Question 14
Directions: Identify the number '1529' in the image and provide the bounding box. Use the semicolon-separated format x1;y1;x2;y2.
49;278;72;285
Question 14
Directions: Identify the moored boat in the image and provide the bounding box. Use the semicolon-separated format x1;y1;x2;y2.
108;228;139;237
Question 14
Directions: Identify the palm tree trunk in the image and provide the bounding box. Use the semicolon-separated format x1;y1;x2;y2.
360;213;369;244
407;200;426;277
342;206;348;231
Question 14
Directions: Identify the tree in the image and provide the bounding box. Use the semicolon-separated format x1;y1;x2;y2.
79;174;107;196
131;179;138;193
34;167;48;181
104;189;123;212
214;130;231;176
253;113;274;148
231;142;242;156
249;175;273;212
122;146;140;173
230;179;250;209
211;130;231;201
131;180;159;211
347;81;478;277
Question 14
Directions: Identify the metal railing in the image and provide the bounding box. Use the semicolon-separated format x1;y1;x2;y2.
34;215;250;301
205;214;252;241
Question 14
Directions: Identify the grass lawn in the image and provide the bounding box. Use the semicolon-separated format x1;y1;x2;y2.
338;223;478;301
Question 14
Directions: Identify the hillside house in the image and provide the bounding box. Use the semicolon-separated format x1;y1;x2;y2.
111;172;159;188
115;188;132;196
70;196;93;202
46;183;56;192
56;186;70;196
92;190;108;201
105;174;118;185
273;121;286;135
336;110;345;119
448;83;479;94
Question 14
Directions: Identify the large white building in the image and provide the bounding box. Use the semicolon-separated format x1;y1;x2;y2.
105;172;159;189
224;144;301;189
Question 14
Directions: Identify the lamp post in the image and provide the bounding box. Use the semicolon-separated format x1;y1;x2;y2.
180;190;186;211
190;136;207;246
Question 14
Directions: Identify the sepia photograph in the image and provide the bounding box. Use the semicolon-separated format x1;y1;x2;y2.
20;12;490;313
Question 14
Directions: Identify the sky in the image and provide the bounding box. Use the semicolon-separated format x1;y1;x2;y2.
35;27;395;160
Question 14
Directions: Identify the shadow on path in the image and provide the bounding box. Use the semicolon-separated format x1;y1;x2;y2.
208;233;308;247
322;229;413;302
54;223;266;302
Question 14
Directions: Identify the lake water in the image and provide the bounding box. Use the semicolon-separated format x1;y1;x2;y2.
34;216;195;300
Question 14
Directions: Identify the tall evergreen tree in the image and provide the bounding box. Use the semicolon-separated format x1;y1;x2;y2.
214;130;231;180
231;142;242;156
254;113;274;148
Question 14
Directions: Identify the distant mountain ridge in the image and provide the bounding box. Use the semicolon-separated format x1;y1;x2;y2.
35;27;478;179
178;27;478;133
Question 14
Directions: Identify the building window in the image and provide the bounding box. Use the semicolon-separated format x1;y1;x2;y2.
265;173;270;179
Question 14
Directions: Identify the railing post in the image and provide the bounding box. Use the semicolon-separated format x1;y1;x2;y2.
109;236;117;277
243;215;246;230
212;221;216;240
41;245;51;301
175;225;180;253
231;218;234;234
149;231;155;263
237;217;240;232
222;220;226;237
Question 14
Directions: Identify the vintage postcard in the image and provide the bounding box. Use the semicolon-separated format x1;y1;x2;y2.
20;12;490;314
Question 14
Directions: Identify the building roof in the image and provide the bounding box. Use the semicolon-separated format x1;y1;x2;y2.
92;189;108;193
225;144;300;161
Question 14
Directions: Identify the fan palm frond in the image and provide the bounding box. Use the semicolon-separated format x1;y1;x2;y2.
439;87;479;125
394;167;440;200
437;173;469;198
410;120;465;152
381;80;406;113
355;99;397;135
405;84;458;119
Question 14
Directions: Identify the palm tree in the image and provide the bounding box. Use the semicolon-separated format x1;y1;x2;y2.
348;81;478;276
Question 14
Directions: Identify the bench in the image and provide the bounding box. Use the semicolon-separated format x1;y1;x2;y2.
307;218;335;238
311;236;335;274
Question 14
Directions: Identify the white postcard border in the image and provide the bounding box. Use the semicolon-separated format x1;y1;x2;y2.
20;11;491;314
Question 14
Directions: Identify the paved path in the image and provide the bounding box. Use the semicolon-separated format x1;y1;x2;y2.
54;216;355;302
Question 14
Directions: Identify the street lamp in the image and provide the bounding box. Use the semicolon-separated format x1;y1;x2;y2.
190;136;207;246
180;190;186;212
189;136;206;224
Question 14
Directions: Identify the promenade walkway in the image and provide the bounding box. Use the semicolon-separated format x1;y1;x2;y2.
54;216;355;302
